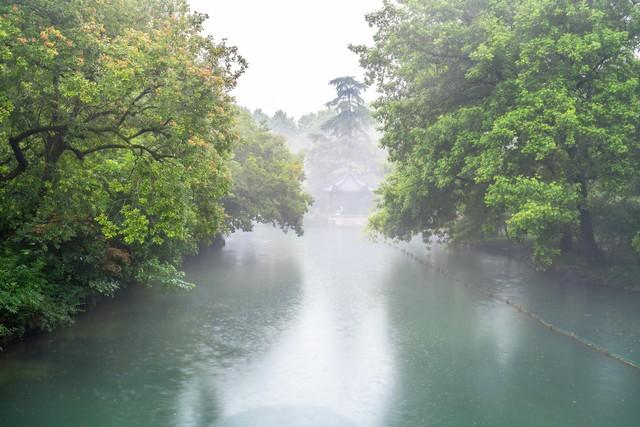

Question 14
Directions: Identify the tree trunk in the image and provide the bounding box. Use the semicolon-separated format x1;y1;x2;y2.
42;133;65;183
579;207;605;266
560;230;573;254
576;180;605;266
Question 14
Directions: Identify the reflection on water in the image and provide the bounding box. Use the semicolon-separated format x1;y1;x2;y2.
0;226;639;427
212;228;395;426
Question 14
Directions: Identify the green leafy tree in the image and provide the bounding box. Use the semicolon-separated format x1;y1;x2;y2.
0;0;244;342
224;110;312;235
1;0;243;184
355;0;640;268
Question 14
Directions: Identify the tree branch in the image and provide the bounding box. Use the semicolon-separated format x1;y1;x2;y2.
576;56;611;90
1;125;68;182
67;143;173;161
116;86;160;126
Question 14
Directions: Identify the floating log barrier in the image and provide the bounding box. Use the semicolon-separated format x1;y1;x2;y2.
386;240;640;371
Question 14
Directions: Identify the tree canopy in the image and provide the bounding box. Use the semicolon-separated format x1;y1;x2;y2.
224;110;312;236
321;76;371;140
355;0;640;268
1;0;244;182
0;0;309;343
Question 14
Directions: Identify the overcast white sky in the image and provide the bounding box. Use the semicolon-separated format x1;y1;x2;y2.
188;0;382;118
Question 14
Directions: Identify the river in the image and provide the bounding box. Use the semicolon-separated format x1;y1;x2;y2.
1;225;639;426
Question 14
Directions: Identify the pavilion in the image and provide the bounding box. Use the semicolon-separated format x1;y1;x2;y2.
322;170;374;218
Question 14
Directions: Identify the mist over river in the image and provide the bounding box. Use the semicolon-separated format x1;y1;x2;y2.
1;225;639;426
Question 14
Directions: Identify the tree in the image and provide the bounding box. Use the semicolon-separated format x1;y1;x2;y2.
298;109;336;135
1;0;244;185
224;110;312;235
321;76;371;140
0;0;245;342
268;110;299;137
252;109;270;126
355;0;640;268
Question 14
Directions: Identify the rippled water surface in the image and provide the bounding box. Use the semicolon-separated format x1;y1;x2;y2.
1;226;639;426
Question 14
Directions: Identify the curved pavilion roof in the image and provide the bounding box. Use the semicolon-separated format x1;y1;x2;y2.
322;170;374;194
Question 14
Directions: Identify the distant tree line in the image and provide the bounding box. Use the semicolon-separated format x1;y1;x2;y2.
254;77;387;216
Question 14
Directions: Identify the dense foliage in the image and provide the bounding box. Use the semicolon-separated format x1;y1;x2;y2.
0;0;308;343
355;0;640;268
224;110;311;235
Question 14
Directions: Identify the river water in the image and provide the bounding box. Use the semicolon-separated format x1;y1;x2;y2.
1;225;639;426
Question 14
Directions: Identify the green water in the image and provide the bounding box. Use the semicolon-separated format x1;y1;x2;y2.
1;226;639;426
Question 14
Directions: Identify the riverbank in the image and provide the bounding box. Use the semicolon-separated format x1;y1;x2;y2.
464;239;640;292
0;238;229;352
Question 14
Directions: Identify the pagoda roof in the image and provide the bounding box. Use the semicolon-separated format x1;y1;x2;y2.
323;170;373;193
